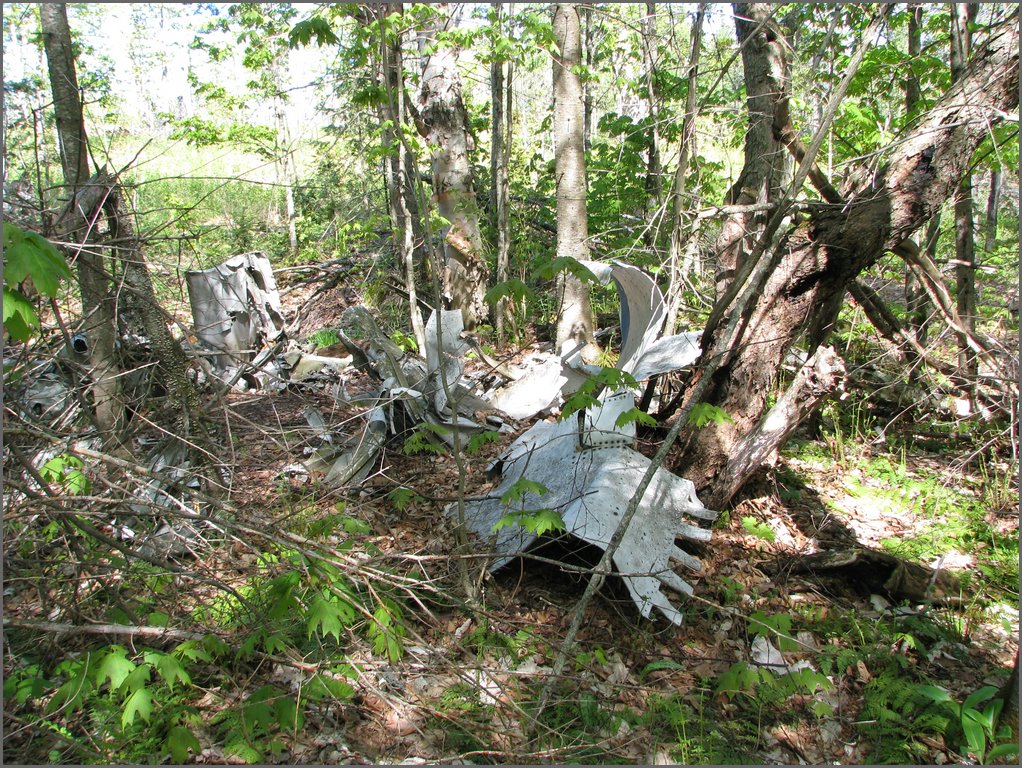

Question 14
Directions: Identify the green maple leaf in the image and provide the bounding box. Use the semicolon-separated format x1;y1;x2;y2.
305;674;355;701
2;286;40;342
3;224;72;297
145;651;191;690
307;597;345;642
121;687;154;728
172;639;212;663
121;664;151;694
167;725;201;764
687;402;733;428
521;508;565;536
95;647;135;691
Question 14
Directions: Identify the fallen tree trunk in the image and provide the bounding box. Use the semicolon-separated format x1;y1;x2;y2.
673;15;1019;506
777;547;962;605
708;346;845;509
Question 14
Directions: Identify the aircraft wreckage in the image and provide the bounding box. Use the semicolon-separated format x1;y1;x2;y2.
19;252;716;623
188;253;717;624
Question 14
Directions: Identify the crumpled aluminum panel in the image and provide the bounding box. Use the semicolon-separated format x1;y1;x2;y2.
185;252;284;369
449;399;717;625
630;331;703;381
450;259;716;624
580;260;666;374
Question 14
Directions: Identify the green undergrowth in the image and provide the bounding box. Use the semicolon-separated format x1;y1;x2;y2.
2;500;408;764
641;693;758;764
710;597;1018;764
787;402;1019;606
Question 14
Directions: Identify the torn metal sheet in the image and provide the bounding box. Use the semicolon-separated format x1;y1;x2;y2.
630;332;702;382
281;350;352;381
186;252;285;369
424;309;470;418
293;405;388;489
448;390;717;625
16;364;76;427
132;440;225;559
421;310;494;422
580;260;666;373
487;260;700;422
446;259;717;624
581;389;636;449
400;309;496;446
488;351;591;419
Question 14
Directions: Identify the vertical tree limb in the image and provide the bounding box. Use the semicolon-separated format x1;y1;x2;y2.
41;4;126;453
664;3;707;334
951;3;979;405
552;3;598;359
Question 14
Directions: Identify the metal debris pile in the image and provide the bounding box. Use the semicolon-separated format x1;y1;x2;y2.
10;250;716;621
445;261;717;625
184;253;718;623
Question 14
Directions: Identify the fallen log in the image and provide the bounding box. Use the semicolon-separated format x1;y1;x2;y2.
777;546;963;604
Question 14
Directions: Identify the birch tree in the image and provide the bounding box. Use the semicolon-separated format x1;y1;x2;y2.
552;2;598;359
417;3;490;329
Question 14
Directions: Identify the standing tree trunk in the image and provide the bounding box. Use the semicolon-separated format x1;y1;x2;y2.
640;2;663;216
674;17;1018;508
710;3;788;303
417;2;489;329
490;2;514;345
581;3;594;153
373;3;427;352
951;3;979;408
983;168;1002;257
552;3;598;359
273;88;299;257
104;185;198;423
40;2;125;452
664;3;707;333
42;3;197;449
903;2;931;344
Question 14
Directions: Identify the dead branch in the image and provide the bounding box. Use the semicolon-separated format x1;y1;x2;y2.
1;618;210;642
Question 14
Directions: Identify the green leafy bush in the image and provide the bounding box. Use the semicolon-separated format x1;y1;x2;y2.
2;224;72;342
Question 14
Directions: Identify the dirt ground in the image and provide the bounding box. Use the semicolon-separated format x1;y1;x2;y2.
7;264;1014;765
186;273;1018;765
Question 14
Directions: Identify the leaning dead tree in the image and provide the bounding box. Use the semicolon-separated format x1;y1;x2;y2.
671;7;1019;509
41;3;199;455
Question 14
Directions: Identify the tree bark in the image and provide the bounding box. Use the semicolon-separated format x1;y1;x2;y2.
712;346;845;506
41;3;125;453
417;2;489;329
103;183;198;423
374;3;427;353
951;3;979;407
903;2;930;345
983;168;1002;257
676;15;1019;507
665;4;707;333
490;2;513;345
43;4;198;449
273;89;298;257
552;3;598;359
40;3;88;189
711;3;788;303
581;4;594;153
641;2;663;215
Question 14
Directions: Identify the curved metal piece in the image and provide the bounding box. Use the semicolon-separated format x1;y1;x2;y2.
448;389;718;625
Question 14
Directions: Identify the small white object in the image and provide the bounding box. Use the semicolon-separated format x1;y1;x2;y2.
751;636;787;670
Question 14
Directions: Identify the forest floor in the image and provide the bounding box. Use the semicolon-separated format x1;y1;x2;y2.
4;271;1019;765
197;276;1019;765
